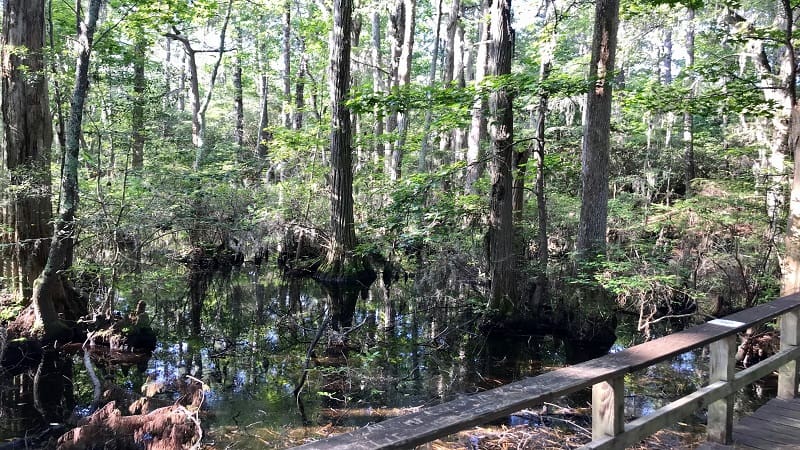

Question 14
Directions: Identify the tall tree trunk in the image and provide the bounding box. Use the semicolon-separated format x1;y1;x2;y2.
441;0;460;86
255;40;271;181
131;30;146;169
390;0;416;180
282;0;292;129
487;0;515;313
371;11;384;162
294;44;307;131
777;0;800;295
29;0;103;339
233;25;244;149
436;0;460;171
452;24;467;159
576;0;620;260
1;0;53;304
464;0;489;195
532;0;555;306
418;0;444;173
662;29;672;84
327;0;356;265
683;8;696;196
384;3;402;177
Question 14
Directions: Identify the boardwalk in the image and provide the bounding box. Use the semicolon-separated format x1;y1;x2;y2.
698;397;800;450
293;294;800;450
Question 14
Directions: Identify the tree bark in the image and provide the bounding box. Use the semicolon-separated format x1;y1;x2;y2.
1;0;53;304
328;0;356;264
487;0;515;313
576;0;620;260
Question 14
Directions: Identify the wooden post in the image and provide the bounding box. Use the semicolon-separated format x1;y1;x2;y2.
707;335;735;444
592;376;624;441
779;309;800;399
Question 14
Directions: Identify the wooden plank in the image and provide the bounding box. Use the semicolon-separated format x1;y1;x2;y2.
291;294;800;450
697;442;759;450
766;397;800;413
738;416;800;440
591;377;624;440
708;335;736;444
751;407;800;428
731;430;793;450
778;310;800;399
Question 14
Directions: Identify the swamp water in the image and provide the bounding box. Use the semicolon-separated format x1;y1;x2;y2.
0;265;777;448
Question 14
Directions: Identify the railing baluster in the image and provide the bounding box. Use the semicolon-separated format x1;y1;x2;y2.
779;309;800;399
707;334;735;444
592;376;624;441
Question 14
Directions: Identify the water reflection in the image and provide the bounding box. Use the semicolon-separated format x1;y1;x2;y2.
0;265;761;448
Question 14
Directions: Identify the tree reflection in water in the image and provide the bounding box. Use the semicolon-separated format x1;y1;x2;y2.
0;265;689;449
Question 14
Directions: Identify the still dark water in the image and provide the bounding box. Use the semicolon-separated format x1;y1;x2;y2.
0;264;775;448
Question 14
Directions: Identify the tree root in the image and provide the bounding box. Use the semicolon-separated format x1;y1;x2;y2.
57;378;206;450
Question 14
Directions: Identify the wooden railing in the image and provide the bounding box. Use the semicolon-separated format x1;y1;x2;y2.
292;293;800;450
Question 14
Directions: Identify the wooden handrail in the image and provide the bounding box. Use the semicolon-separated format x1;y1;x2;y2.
292;293;800;450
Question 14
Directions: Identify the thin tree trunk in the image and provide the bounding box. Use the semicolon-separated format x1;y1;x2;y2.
487;0;515;313
131;31;146;169
532;0;555;305
464;0;489;195
282;0;292;129
168;0;233;170
233;25;244;149
48;0;67;152
511;149;529;220
683;8;695;196
1;0;53;304
436;0;460;171
452;24;467;159
255;39;271;180
663;29;672;84
371;11;384;162
576;0;620;260
294;42;306;131
384;3;402;177
419;0;444;173
390;0;416;180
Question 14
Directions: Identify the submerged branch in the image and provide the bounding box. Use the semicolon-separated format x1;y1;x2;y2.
293;307;330;400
